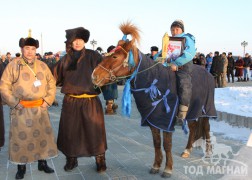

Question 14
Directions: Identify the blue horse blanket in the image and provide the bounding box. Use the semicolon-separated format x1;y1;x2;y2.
131;52;217;132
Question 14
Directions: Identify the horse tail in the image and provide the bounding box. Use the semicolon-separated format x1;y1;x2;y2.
119;21;141;45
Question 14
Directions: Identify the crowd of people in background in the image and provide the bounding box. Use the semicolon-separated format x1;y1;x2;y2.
192;51;252;88
147;47;252;88
1;49;252;90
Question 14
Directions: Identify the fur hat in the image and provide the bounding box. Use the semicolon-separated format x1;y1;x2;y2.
171;20;184;32
107;45;115;53
19;37;39;48
65;27;90;43
151;46;158;51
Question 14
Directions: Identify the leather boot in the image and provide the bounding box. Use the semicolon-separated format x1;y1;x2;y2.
95;154;107;173
105;100;115;115
64;157;78;172
15;164;26;179
176;105;188;126
38;160;54;173
112;100;118;111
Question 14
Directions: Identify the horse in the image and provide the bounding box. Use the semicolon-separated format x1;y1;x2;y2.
92;22;217;178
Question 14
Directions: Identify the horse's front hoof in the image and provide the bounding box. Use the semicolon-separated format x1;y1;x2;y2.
149;167;159;174
181;152;190;158
161;172;172;178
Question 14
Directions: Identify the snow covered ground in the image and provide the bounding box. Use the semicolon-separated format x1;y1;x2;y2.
211;86;252;143
215;86;252;117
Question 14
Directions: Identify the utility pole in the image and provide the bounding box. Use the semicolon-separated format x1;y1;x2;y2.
241;41;248;57
90;39;97;50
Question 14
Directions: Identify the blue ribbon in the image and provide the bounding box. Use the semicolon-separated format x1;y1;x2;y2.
122;35;127;41
144;79;161;101
121;70;137;117
182;119;188;134
128;50;135;68
151;89;171;113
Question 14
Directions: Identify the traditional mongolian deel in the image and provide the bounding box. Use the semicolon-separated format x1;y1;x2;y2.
131;52;216;132
54;49;107;157
0;58;58;164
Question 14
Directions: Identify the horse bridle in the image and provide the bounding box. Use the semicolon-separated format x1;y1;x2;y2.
95;46;132;86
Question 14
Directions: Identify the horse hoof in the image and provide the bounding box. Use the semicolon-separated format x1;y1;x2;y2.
181;152;190;158
149;168;159;174
161;172;172;178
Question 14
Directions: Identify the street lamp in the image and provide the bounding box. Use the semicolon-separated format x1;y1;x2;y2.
241;41;248;57
90;39;97;50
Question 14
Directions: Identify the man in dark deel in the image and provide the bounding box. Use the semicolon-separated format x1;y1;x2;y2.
227;52;235;83
53;27;107;173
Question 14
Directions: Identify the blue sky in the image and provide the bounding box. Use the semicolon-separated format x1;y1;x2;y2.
0;0;251;57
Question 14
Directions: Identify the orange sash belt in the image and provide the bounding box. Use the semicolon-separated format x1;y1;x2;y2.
19;99;43;108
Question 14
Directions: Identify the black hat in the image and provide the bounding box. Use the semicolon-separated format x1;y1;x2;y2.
96;47;103;52
47;52;53;55
171;20;184;32
151;46;158;51
15;53;21;57
107;45;115;53
214;51;219;56
65;27;90;43
19;37;39;48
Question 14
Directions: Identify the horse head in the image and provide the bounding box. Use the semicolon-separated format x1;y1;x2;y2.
92;22;141;87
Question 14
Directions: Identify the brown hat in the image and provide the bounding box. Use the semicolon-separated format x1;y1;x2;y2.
65;27;90;43
19;37;39;48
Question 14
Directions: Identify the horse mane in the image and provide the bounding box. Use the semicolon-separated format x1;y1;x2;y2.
119;21;141;45
119;22;141;65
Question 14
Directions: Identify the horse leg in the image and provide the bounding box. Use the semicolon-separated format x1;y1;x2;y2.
181;120;197;158
161;131;173;178
204;117;213;158
149;126;163;174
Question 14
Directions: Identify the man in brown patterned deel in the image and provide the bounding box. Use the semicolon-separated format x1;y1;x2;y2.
0;37;58;179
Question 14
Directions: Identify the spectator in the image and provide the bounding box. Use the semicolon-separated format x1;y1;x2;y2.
199;53;206;68
6;52;12;62
210;51;224;88
221;52;228;87
1;55;8;68
206;52;213;72
235;56;244;82
227;52;235;83
101;45;119;114
243;53;251;81
149;46;159;60
15;52;21;57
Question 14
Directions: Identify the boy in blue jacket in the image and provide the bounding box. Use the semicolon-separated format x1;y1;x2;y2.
169;20;196;123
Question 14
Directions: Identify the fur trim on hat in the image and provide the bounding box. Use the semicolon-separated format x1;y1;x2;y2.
19;37;39;48
65;27;90;43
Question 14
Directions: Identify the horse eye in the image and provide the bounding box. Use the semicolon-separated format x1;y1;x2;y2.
112;56;117;59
